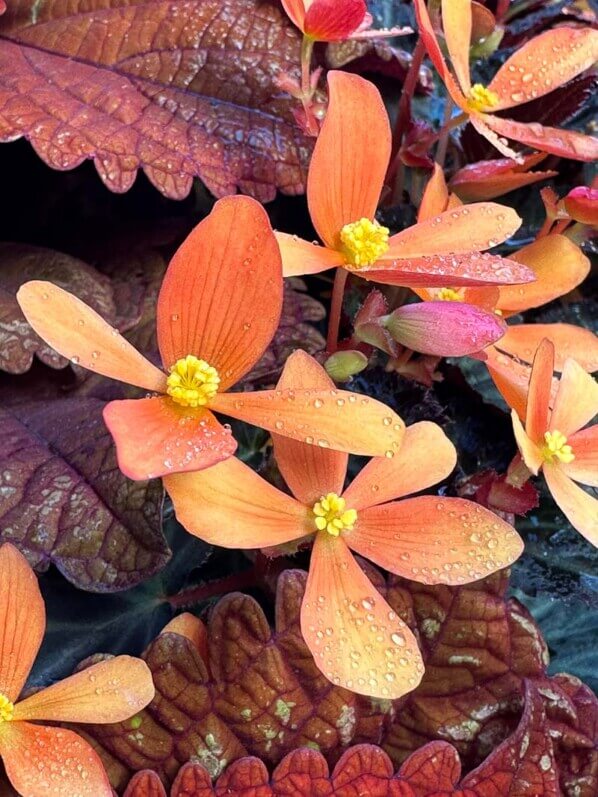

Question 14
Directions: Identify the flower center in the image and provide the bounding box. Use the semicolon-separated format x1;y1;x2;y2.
436;287;463;302
467;83;500;112
312;492;357;537
541;430;575;464
340;218;390;268
0;694;14;723
166;355;220;408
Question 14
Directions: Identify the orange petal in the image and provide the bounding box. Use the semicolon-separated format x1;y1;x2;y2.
450;168;557;202
307;71;390;250
14;656;154;723
564;426;598;488
470;114;524;160
211;385;405;458
525;338;554;444
488;28;598;110
272;350;348;504
103;398;236;480
512;410;543;475
302;533;423;698
0;722;112;797
156;196;283;390
413;0;466;105
164;457;309;548
275;233;345;278
418;163;450;222
485;344;534;419
347;497;524;584
16;281;166;393
386;203;521;257
161;613;208;660
482;114;598;162
544;464;598;547
550;358;598;437
441;0;472;93
497;323;598;373
497;236;590;315
281;0;305;31
0;544;45;702
343;421;456;510
363;251;534;288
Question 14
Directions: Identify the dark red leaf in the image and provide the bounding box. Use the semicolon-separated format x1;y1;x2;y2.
124;771;167;797
0;0;310;200
0;397;170;590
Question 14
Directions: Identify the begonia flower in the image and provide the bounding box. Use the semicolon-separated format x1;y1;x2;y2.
0;543;155;797
449;154;557;202
17;196;405;481
281;0;409;42
276;70;535;289
510;339;598;546
414;0;598;161
562;186;598;227
164;351;524;699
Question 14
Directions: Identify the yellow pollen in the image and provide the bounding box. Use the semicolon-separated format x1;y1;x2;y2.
166;355;220;408
467;83;500;112
541;430;575;464
312;492;357;537
0;694;14;723
437;287;463;302
340;218;390;268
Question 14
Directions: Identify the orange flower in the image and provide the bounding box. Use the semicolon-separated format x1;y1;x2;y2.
510;339;598;546
276;71;535;289
0;543;154;797
281;0;408;42
414;0;598;161
17;196;405;481
164;351;524;699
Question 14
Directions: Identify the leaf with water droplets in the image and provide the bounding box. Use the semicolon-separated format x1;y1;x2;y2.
0;397;170;591
0;0;310;200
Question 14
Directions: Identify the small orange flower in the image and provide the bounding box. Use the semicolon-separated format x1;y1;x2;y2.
281;0;409;42
276;71;536;290
17;196;405;480
164;351;524;699
414;0;598;161
0;543;155;797
510;339;598;547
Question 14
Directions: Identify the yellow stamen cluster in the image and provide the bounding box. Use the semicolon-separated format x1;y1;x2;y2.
313;492;357;537
467;83;500;112
340;218;390;268
437;287;463;302
541;430;575;464
166;355;220;408
0;694;14;723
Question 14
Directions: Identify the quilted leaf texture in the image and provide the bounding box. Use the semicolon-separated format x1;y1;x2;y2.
0;397;170;590
120;681;593;794
83;564;598;794
0;0;310;199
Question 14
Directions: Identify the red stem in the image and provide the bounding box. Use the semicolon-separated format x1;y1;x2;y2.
166;565;260;610
326;267;348;353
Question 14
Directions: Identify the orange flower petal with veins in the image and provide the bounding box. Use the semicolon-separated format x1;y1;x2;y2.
301;533;423;698
16;281;166;393
497;236;590;316
441;0;472;94
164;457;309;548
348;497;523;584
303;0;367;41
0;723;112;797
496;324;598;373
449;154;556;202
272;351;348;505
386;203;521;258
488;27;598;111
417;164;450;222
512;410;543;475
211;385;405;458
525;338;554;444
413;0;466;106
544;464;598;547
275;232;345;278
103;398;236;481
13;656;154;723
281;0;306;31
343;422;456;510
563;427;598;488
481;114;598;163
307;71;390;250
549;358;598;437
156;196;283;390
0;544;45;702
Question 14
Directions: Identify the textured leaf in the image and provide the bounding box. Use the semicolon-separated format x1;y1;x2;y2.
0;0;310;200
0;243;116;374
0;397;170;591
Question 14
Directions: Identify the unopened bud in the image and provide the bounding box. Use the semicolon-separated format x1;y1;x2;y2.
324;349;368;382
